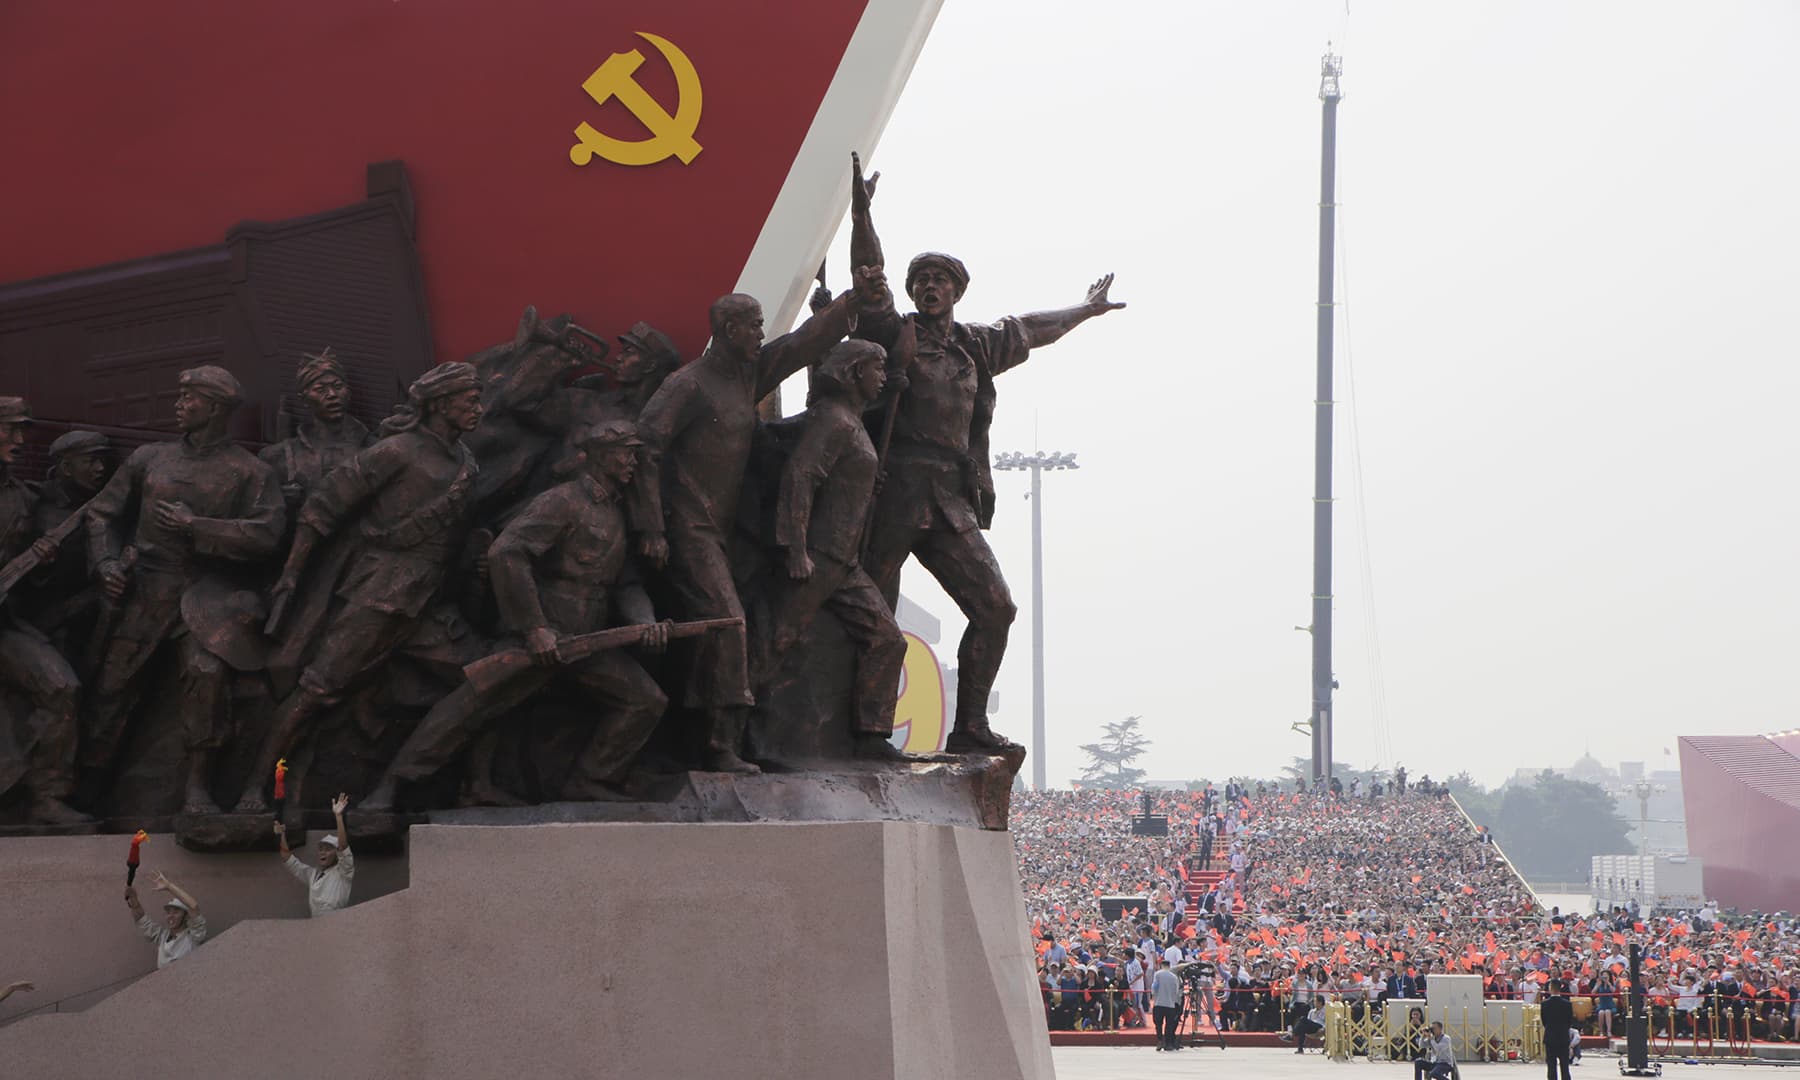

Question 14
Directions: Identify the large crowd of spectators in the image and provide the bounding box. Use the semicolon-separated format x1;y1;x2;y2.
1017;778;1800;1044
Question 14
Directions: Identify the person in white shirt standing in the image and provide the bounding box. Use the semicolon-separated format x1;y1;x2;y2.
124;871;207;969
1125;949;1147;1019
274;792;355;917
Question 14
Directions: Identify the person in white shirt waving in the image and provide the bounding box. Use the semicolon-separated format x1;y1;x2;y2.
125;870;207;969
274;792;355;917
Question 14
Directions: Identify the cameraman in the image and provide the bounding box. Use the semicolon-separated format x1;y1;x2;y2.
1152;955;1182;1051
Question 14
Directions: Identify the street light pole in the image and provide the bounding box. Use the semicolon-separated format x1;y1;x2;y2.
993;450;1079;791
1614;778;1665;910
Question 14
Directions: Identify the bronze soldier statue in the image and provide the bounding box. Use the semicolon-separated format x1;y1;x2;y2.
571;322;681;420
236;362;486;813
260;347;371;515
260;348;375;694
25;430;112;673
83;367;286;813
0;398;89;824
363;420;670;811
854;172;1124;753
758;340;908;760
635;279;870;773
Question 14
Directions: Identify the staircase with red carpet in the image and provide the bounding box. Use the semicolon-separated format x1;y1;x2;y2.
1183;850;1244;929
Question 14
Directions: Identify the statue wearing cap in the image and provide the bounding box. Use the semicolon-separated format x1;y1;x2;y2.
260;347;372;515
0;397;89;824
22;428;114;674
364;418;669;811
81;365;286;814
756;339;908;760
570;321;681;416
846;158;1125;754
236;361;488;815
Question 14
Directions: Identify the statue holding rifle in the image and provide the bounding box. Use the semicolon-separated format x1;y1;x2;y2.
363;420;699;810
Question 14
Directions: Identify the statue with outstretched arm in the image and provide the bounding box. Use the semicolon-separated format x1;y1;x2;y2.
850;151;1125;753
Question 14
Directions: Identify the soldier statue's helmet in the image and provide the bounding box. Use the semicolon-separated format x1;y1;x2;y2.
572;419;644;450
296;346;347;392
905;251;970;300
47;429;110;462
178;364;244;406
0;396;31;425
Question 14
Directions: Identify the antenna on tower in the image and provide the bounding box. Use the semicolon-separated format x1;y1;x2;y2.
1319;45;1343;101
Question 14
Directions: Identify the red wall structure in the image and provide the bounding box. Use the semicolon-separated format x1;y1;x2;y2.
0;1;869;367
1677;734;1800;912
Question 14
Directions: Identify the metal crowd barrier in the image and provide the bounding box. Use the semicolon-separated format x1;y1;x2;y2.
1324;1001;1543;1062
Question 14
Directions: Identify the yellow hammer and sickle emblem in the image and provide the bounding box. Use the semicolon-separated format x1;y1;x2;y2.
570;32;703;168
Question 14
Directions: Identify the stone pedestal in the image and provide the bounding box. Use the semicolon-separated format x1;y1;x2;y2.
0;821;1054;1080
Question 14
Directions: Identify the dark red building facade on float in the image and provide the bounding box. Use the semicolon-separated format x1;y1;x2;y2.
1678;733;1800;912
0;0;940;457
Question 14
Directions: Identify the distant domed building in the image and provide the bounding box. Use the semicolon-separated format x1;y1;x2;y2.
1567;752;1609;783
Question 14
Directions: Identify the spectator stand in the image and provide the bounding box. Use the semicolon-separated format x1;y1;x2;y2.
1015;785;1799;1056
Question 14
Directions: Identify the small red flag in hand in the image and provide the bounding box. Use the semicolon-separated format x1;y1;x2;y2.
126;829;147;885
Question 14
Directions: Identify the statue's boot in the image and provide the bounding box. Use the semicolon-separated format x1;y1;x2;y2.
701;707;759;774
560;776;635;802
234;690;322;813
180;751;221;815
703;749;760;774
362;776;399;815
461;780;528;807
27;745;94;824
944;721;1020;754
30;791;95;826
852;733;909;762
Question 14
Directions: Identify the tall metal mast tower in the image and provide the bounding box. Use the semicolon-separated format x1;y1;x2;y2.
1310;48;1343;785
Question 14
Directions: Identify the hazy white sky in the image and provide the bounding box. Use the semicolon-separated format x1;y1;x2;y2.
802;0;1800;788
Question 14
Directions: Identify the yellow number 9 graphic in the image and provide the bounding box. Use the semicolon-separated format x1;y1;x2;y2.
890;631;946;753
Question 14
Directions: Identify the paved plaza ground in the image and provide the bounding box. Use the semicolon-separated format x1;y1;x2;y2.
1052;1046;1799;1079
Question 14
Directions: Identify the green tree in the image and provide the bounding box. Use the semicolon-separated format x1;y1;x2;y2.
1458;770;1631;882
1078;716;1150;789
1445;771;1499;823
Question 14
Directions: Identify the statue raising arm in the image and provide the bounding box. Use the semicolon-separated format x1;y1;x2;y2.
1010;273;1128;351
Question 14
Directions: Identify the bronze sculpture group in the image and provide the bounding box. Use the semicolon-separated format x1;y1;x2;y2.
0;156;1124;831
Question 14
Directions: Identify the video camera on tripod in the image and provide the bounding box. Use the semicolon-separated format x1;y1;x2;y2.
1173;959;1228;1049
